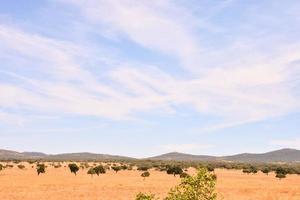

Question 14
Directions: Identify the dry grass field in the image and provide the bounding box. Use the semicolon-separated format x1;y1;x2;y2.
0;162;300;200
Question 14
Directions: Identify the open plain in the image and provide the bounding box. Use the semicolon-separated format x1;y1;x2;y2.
0;162;300;200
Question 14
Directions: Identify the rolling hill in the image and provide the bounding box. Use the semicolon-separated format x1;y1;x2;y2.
0;148;299;163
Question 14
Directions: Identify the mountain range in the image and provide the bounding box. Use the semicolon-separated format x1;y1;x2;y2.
0;148;299;163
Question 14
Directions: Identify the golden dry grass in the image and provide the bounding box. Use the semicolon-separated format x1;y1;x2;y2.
0;162;300;200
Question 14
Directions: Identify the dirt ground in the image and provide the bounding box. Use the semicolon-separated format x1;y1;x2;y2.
0;162;300;200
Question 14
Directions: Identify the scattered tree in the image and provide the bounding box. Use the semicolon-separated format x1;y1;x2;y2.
141;171;150;180
167;166;183;177
261;167;270;175
36;164;46;176
68;163;79;176
17;164;25;170
111;166;121;173
87;168;96;177
275;167;287;180
94;165;106;176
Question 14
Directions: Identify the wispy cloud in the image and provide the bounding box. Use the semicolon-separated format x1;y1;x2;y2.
0;0;300;134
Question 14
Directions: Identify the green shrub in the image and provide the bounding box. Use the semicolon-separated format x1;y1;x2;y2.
165;168;217;200
141;171;150;180
166;166;183;177
111;166;121;173
36;164;46;176
94;165;106;176
68;163;79;176
261;167;270;175
17;164;25;169
87;168;96;177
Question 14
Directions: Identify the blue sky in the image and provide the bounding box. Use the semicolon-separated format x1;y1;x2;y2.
0;0;300;157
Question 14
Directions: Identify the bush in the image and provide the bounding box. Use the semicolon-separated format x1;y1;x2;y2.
166;166;183;177
68;163;79;176
94;165;106;176
275;167;287;180
36;164;46;175
135;192;157;200
111;166;121;173
261;167;270;175
141;171;150;180
17;164;25;169
137;165;150;171
0;164;3;171
165;168;217;200
87;168;96;177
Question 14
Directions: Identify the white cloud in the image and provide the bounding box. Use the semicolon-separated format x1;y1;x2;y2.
60;0;201;69
1;1;300;132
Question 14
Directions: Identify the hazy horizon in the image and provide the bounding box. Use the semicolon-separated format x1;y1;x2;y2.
1;0;300;158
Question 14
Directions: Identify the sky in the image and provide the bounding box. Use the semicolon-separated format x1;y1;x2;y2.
0;0;300;158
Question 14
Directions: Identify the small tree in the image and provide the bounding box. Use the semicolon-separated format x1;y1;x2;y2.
112;166;121;173
17;164;25;170
141;171;150;180
275;167;287;180
94;165;106;176
261;167;270;175
68;163;79;176
87;168;96;177
135;192;156;200
165;168;217;200
36;164;46;176
167;166;183;177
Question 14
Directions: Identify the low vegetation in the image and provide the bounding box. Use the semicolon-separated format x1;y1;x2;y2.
136;168;217;200
68;163;79;176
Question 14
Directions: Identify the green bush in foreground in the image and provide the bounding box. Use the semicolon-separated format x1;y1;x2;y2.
136;168;217;200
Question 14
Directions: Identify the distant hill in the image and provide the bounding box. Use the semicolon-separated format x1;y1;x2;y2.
0;148;299;163
148;152;215;161
0;150;134;161
221;148;300;163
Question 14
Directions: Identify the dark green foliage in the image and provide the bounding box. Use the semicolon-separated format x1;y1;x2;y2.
276;173;286;179
111;166;121;173
165;168;217;200
275;167;287;179
94;165;106;176
261;167;270;175
68;163;79;175
17;164;25;169
87;168;96;177
36;164;46;175
166;166;183;177
137;165;151;171
141;171;150;180
206;164;215;172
